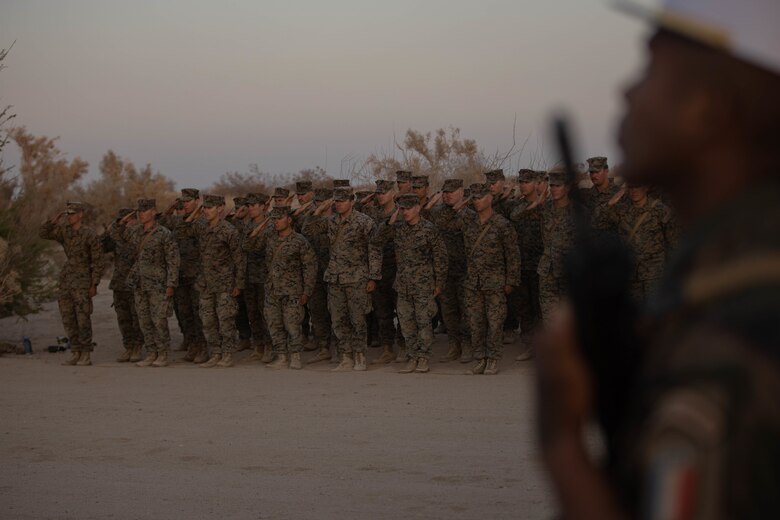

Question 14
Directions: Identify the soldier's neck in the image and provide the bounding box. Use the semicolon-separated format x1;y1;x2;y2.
143;220;156;232
553;197;570;209
381;200;395;215
632;197;648;208
278;227;292;238
70;221;82;231
477;206;493;224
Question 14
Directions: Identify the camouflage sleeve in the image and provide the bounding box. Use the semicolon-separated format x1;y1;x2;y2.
366;218;382;281
300;237;318;297
89;230;105;287
370;220;395;249
38;220;64;242
165;232;180;289
229;228;246;290
431;228;448;290
242;227;268;252
502;222;521;285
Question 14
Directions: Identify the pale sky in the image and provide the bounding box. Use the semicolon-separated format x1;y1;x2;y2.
0;0;658;188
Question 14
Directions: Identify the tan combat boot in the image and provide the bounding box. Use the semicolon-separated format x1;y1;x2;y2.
289;352;303;370
393;346;407;363
261;346;274;364
236;338;251;352
62;350;80;366
129;345;143;363
331;353;354;372
515;347;535;362
371;344;395;365
152;351;169;367
415;358;430;373
483;359;499;375
267;353;288;369
303;340;318;352
216;352;234;367
76;351;92;366
439;343;461;363
199;353;221;368
399;358;417;373
193;348;209;364
466;359;487;375
459;343;474;364
309;347;331;364
353;352;367;371
248;344;263;361
116;348;132;363
136;351;158;367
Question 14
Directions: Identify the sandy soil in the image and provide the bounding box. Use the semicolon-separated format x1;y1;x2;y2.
0;291;554;520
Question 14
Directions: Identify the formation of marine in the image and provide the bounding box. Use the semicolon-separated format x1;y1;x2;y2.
40;156;678;374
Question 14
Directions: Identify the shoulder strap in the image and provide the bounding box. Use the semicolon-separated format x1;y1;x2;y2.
137;227;157;254
628;199;659;241
470;222;493;257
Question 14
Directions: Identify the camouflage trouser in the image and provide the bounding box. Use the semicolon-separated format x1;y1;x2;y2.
134;289;172;353
396;289;437;360
235;294;251;340
244;282;271;347
516;270;542;339
439;276;470;349
328;282;372;354
464;288;506;360
630;278;659;304
308;278;331;349
112;289;143;348
174;282;205;348
200;291;238;354
58;289;93;352
539;274;566;323
371;276;397;348
264;292;305;354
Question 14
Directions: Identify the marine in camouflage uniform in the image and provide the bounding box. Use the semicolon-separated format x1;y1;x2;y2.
118;199;180;367
373;194;447;373
427;179;472;362
102;208;144;363
411;175;432;220
245;206;317;370
455;184;521;375
242;192;273;361
39;201;104;366
312;187;381;372
581;156;620;230
537;169;576;322
227;196;252;349
177;194;246;368
598;183;680;302
291;181;317;347
159;188;207;362
395;170;413;195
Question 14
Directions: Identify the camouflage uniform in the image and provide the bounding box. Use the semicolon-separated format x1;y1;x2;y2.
581;158;620;230
300;190;334;352
373;206;447;361
102;216;143;352
241;193;273;351
39;206;104;354
537;200;576;322
456;203;521;360
318;193;382;356
226;205;252;344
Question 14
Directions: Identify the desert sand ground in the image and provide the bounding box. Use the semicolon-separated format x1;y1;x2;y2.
0;291;554;520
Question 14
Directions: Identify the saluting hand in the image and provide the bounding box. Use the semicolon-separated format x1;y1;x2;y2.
165;287;174;297
299;293;309;306
366;280;377;293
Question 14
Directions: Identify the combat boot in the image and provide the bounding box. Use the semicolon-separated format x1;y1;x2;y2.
466;359;487;375
267;353;288;369
515;346;535;361
459;343;474;364
439;343;461;363
415;358;430;373
236;338;251;352
216;352;234;367
62;350;80;365
289;352;303;370
183;347;197;362
248;344;264;361
353;352;367;371
371;344;394;364
193;348;209;364
129;345;143;363
76;351;92;366
116;348;132;363
152;351;169;367
484;358;499;375
394;346;407;363
261;346;274;364
309;347;331;364
199;353;221;368
303;340;318;352
331;353;354;372
399;358;417;373
136;351;158;367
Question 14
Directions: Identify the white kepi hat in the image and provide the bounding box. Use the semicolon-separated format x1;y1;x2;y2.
616;0;780;77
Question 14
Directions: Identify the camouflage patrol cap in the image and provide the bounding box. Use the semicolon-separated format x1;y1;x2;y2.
296;181;313;194
547;166;569;186
395;170;413;183
314;188;333;201
411;175;429;188
442;179;464;192
117;207;135;219
333;179;351;188
65;201;87;214
517;169;535;182
396;193;421;209
485;169;505;184
233;196;248;207
587;156;609;173
181;188;200;201
470;183;491;198
463;187;471;198
333;187;355;201
173;199;185;210
202;194;225;207
273;187;290;199
136;198;156;211
269;206;292;219
375;179;395;193
246;192;270;205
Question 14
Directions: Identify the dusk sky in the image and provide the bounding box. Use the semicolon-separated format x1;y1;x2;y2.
1;0;658;188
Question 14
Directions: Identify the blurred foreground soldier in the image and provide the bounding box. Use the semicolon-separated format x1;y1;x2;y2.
373;194;447;373
119;199;179;368
395;170;413;194
39;201;104;366
243;193;273;361
537;2;780;518
321;188;381;372
245;207;317;370
179;195;245;368
102;208;144;362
